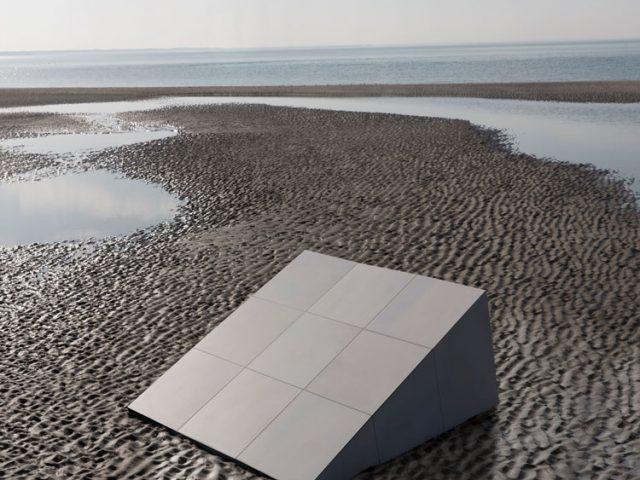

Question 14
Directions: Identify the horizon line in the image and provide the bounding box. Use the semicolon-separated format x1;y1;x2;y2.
2;36;639;56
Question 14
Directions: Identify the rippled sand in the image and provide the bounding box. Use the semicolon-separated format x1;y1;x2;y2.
1;105;638;479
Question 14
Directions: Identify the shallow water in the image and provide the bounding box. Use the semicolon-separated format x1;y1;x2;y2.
0;170;181;247
0;130;177;155
0;96;230;115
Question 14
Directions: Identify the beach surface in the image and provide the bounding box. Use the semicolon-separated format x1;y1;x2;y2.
0;99;639;479
1;80;640;108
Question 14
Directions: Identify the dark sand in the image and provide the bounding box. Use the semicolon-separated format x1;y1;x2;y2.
1;103;639;479
1;80;640;108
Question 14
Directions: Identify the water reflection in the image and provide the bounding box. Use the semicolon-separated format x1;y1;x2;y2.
0;97;224;115
0;170;181;247
0;130;177;155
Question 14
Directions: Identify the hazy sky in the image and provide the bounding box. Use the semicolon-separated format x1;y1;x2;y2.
1;0;639;52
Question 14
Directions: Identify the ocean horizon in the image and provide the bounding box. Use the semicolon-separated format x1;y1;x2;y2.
1;39;640;88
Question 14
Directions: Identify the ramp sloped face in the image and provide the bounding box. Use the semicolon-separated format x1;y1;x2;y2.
129;250;498;480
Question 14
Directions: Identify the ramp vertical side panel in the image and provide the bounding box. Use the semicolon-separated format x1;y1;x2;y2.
433;293;499;430
317;419;380;480
371;353;444;463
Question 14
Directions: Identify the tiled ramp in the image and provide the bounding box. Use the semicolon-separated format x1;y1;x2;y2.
129;251;498;480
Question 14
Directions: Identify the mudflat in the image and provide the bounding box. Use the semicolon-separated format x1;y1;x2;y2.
0;101;638;479
1;80;640;108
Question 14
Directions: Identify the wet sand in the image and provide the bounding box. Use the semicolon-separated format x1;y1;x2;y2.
0;113;95;177
1;103;639;479
1;80;640;108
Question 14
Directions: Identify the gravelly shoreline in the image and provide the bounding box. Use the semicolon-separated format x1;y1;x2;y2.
0;104;639;479
1;80;640;108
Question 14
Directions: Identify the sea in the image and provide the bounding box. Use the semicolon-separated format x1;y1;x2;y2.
1;40;639;87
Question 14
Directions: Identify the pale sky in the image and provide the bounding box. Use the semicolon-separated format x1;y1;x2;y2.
1;0;639;52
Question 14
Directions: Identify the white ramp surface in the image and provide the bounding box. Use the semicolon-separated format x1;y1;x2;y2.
129;250;498;480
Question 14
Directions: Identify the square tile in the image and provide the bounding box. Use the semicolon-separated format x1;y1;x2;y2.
309;264;414;327
307;330;428;414
239;391;370;480
249;313;359;388
367;275;484;348
254;251;355;310
180;370;299;457
196;297;302;366
129;349;241;430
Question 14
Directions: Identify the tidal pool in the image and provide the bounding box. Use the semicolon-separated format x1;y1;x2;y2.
0;169;182;247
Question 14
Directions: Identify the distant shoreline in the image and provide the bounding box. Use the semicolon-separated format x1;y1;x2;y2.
1;80;640;107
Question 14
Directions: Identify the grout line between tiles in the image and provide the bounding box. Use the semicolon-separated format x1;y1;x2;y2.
298;325;363;396
252;259;357;315
176;355;243;432
193;347;246;369
249;260;357;359
362;327;433;350
363;273;417;330
249;295;306;313
235;304;306;367
236;390;303;459
253;280;433;350
194;347;372;416
299;391;369;416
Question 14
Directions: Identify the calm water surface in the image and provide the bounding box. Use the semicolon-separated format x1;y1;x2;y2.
1;40;639;87
0;130;177;155
0;170;181;247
